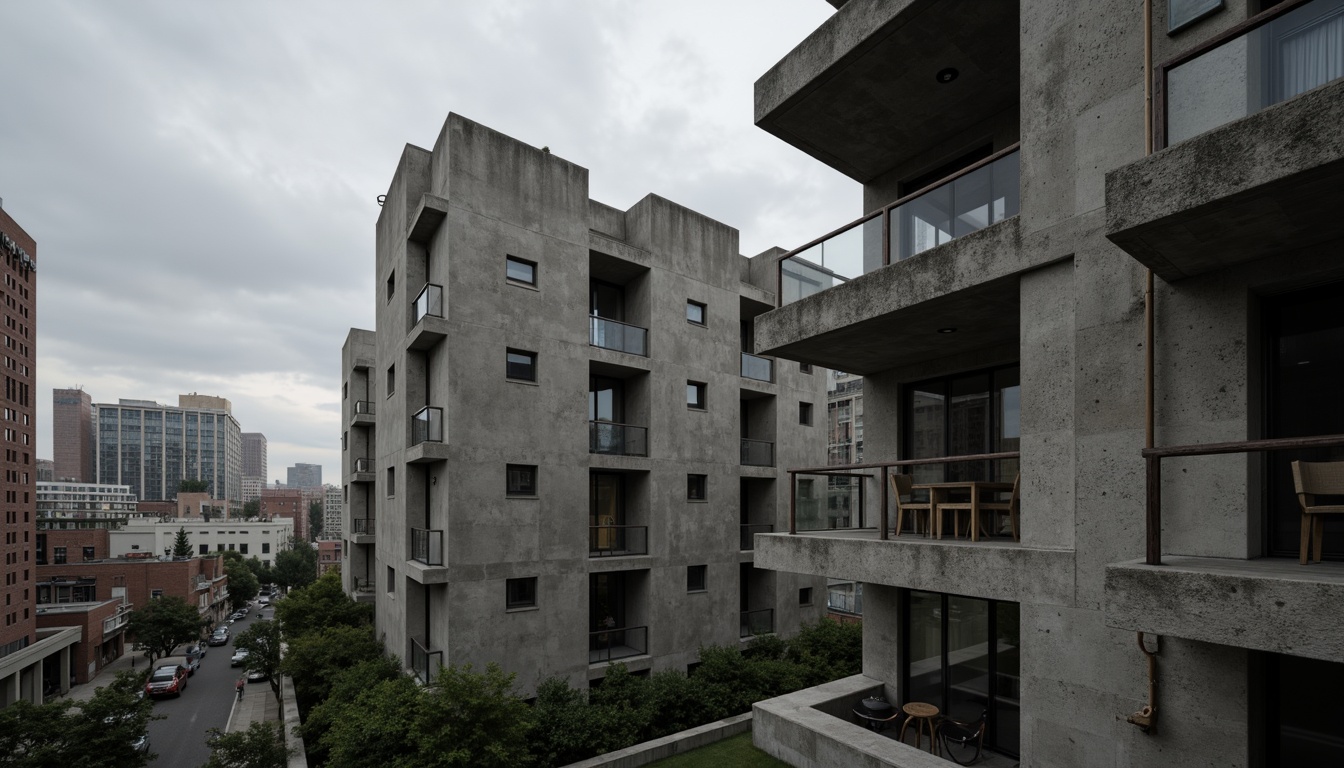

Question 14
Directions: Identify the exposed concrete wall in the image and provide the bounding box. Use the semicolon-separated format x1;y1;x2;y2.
562;712;752;768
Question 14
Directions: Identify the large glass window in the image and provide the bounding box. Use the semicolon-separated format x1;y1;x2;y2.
904;365;1020;482
1260;653;1344;765
903;590;1020;758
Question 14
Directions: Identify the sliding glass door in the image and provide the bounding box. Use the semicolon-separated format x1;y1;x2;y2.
904;365;1020;482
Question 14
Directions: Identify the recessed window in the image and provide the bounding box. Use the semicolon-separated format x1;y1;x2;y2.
687;565;707;592
506;577;537;609
799;402;813;426
506;256;536;286
687;474;707;501
342;382;348;399
687;381;706;410
800;363;813;374
82;546;95;561
387;566;395;593
386;466;396;497
262;542;270;554
386;365;396;396
507;349;537;382
506;464;537;496
799;587;813;606
686;300;706;326
386;270;395;302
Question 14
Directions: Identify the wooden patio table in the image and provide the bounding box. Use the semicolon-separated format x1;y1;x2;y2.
911;481;1015;541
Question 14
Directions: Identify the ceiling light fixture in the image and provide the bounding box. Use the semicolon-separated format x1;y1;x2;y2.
936;67;959;84
937;327;957;334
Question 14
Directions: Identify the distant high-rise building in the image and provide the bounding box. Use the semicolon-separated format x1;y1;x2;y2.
53;388;94;482
95;395;242;504
242;432;267;479
241;475;266;503
35;458;54;482
260;488;306;542
286;463;321;489
323;485;342;541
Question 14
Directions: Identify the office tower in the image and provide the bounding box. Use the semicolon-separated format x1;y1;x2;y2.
286;462;322;489
95;395;242;504
52;388;94;482
242;432;267;479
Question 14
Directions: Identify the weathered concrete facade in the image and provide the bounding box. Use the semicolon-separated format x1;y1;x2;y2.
750;0;1344;766
341;114;827;695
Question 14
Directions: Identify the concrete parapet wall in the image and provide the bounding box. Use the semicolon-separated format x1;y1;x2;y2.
561;712;752;768
281;674;307;768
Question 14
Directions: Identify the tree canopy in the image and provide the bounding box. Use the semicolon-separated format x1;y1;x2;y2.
242;499;261;518
177;479;209;493
171;527;192;558
274;569;371;637
273;540;317;591
202;722;292;768
234;619;284;699
126;595;204;662
223;555;260;611
0;670;158;767
282;624;383;710
308;501;324;541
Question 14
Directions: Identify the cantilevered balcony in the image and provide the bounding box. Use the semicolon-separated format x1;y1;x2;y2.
590;316;648;357
353;577;376;604
407;283;449;351
351;517;374;544
410;527;443;567
740;608;775;638
589;421;648;457
589;525;649;558
589;625;648;663
740;353;774;383
350;458;374;483
410;636;443;685
350;400;375;427
1107;0;1344;281
741;438;775;468
407;406;449;463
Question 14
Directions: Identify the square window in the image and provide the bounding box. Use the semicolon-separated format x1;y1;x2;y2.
800;363;813;374
506;577;537;609
53;547;66;565
507;349;537;381
199;544;209;555
686;300;706;326
507;464;537;496
386;365;396;396
687;381;706;410
800;402;813;426
506;256;536;286
687;565;707;592
386;270;395;302
687;474;707;501
799;587;813;606
240;543;249;555
386;466;396;497
82;546;95;562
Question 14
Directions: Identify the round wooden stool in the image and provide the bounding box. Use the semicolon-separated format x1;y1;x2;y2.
898;701;940;754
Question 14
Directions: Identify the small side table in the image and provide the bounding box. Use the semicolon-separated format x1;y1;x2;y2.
898;701;940;754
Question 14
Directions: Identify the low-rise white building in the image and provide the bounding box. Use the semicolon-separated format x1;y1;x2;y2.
110;518;294;567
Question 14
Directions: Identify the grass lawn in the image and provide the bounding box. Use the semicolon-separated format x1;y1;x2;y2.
646;732;791;768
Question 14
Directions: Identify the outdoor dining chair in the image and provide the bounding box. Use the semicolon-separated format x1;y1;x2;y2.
1291;460;1344;564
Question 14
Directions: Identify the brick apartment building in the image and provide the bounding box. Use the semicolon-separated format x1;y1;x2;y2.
260;487;306;542
317;539;341;576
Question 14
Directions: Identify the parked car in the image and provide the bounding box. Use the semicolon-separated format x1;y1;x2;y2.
230;649;250;667
207;629;230;646
144;664;188;698
246;669;269;683
185;643;206;662
229;611;245;621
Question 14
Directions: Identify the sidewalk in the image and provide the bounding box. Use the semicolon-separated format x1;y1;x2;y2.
63;651;140;703
227;676;283;733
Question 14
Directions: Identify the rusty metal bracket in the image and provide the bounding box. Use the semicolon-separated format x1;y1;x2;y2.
1126;632;1160;733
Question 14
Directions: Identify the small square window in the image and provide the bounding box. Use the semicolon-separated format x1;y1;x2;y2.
506;256;536;286
386;466;396;497
799;587;813;606
506;577;537;609
262;542;270;554
386;365;396;396
386;270;396;302
507;349;537;382
507;464;537;496
687;381;706;410
199;544;209;555
800;402;813;426
800;363;813;374
686;300;706;326
687;565;707;592
687;474;707;501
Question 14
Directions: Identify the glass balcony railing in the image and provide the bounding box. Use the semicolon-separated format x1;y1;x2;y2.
589;421;648;457
740;608;775;638
411;636;442;685
353;458;373;473
740;523;774;551
413;283;444;325
354;577;375;593
412;406;444;445
590;316;648;356
1164;0;1344;148
354;400;374;416
779;147;1020;306
588;526;649;557
411;527;443;566
589;625;648;663
352;518;372;535
741;438;775;467
740;352;774;382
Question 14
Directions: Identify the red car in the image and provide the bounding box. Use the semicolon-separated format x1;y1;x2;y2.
144;664;189;698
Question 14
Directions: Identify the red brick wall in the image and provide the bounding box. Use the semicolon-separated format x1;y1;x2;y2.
0;206;37;654
43;528;110;562
35;599;125;684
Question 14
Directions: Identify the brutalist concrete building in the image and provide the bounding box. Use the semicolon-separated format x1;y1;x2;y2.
341;114;828;694
747;0;1344;766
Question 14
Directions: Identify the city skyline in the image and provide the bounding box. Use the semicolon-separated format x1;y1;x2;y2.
1;1;856;486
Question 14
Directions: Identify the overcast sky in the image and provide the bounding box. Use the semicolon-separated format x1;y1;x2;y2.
1;0;856;487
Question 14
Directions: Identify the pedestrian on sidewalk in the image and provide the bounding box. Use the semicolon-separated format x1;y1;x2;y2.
236;677;245;701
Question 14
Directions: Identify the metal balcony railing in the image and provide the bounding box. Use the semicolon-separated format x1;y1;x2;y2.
413;283;444;325
412;406;444;445
589;421;648;456
411;527;443;566
740;523;774;551
741;438;775;467
590;316;648;357
354;400;375;416
740;608;775;638
1161;0;1344;148
411;636;442;685
588;625;648;663
354;577;375;593
352;518;372;535
588;526;649;557
778;146;1020;306
354;458;373;473
740;353;774;382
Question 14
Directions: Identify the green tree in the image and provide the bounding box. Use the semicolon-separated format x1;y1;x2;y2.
319;675;422;768
300;656;404;766
308;501;324;541
171;527;192;558
273;539;317;591
242;499;261;518
201;722;292;768
273;569;371;637
410;663;535;768
0;670;157;767
222;554;260;611
282;623;383;713
178;479;209;493
234;619;283;699
245;556;275;588
126;596;205;662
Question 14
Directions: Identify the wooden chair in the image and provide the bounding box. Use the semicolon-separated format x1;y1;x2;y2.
939;474;1021;542
890;473;934;536
1290;460;1344;564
